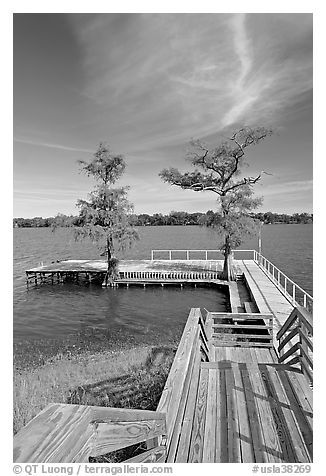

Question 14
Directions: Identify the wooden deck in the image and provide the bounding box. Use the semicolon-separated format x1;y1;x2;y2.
156;309;312;463
171;347;312;462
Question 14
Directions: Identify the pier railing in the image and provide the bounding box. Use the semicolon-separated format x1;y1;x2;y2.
253;252;313;313
150;249;312;313
277;306;313;384
151;249;256;260
118;270;220;281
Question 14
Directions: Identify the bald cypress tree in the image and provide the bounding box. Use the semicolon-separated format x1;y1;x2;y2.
159;127;273;280
75;142;139;285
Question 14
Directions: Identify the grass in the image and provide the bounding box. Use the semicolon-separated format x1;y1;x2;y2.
13;344;176;436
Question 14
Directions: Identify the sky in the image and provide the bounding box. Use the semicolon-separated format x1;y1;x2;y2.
13;12;313;218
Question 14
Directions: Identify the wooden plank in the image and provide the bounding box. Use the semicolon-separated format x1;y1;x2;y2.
164;326;201;460
254;347;277;364
175;345;202;462
213;333;272;341
123;446;167;463
283;369;313;412
157;309;200;441
298;343;313;369
214;345;227;362
13;404;95;463
90;419;166;457
211;312;273;319
188;367;209;463
213;324;272;330
244;301;258;313
229;281;242;313
217;369;229;462
278;327;299;352
279;342;300;363
225;367;241;462
299;329;313;351
213;341;273;348
202;368;217;462
247;365;284;462
249;347;259;363
205;312;214;358
90;406;166;422
270;366;312;462
258;365;301;462
277;308;299;340
232;363;255;462
240;366;266;462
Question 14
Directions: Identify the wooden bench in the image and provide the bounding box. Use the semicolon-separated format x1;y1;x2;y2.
13;403;167;463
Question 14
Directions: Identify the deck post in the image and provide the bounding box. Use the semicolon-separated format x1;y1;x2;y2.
151;250;154;260
186;250;189;260
205;250;208;260
292;284;296;304
169;250;172;260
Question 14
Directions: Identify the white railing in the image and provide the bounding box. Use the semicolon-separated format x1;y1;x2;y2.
150;249;256;260
118;270;220;280
150;249;313;313
253;252;313;313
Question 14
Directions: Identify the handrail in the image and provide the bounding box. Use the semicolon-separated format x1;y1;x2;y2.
277;306;313;384
150;248;313;314
118;270;220;281
151;249;256;260
156;308;209;461
254;252;313;313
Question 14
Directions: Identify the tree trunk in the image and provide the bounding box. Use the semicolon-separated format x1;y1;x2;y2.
105;237;113;287
220;238;236;281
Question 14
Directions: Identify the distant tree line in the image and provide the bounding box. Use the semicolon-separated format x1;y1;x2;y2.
13;211;313;228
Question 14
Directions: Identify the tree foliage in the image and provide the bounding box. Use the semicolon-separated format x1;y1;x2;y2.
75;143;139;283
159;127;273;280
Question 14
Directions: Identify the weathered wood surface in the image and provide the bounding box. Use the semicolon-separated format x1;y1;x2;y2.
13;404;166;463
175;356;313;463
26;259;224;274
156;308;208;461
277;306;313;383
239;260;294;342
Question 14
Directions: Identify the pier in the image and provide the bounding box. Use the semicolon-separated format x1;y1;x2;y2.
15;250;313;463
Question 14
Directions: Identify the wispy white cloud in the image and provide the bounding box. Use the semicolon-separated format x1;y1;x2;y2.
262;180;313;196
67;13;311;153
14;138;93;154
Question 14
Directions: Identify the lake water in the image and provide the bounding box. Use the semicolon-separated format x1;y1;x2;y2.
13;225;312;364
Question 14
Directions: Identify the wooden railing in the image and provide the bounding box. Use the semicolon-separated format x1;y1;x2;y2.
207;312;274;348
277;306;313;384
253;252;313;313
118;270;220;281
13;404;167;463
156;308;209;462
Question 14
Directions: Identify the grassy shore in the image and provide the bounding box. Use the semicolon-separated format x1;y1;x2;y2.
14;343;176;436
